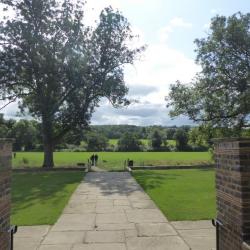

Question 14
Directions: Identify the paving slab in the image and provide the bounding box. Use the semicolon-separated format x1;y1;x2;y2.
15;225;50;239
171;220;214;230
124;229;138;238
131;199;157;209
39;244;72;250
14;225;50;250
126;236;190;250
96;223;135;231
96;212;128;224
72;243;127;250
177;228;216;250
42;231;85;244
51;213;95;231
96;206;124;213
136;223;177;236
64;202;96;214
126;209;167;223
114;199;131;206
85;230;125;243
14;242;41;250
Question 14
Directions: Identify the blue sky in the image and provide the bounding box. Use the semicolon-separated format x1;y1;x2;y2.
2;0;250;126
118;0;250;57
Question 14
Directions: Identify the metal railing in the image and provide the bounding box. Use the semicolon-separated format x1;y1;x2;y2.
0;225;18;250
212;219;223;250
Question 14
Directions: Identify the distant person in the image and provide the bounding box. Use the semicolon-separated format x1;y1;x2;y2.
94;154;98;165
90;154;94;166
13;152;16;158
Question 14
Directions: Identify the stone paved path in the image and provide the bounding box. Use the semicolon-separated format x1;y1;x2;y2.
15;172;215;250
15;226;51;250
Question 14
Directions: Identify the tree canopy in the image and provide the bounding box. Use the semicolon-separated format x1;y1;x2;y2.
0;0;144;167
150;130;162;150
174;128;188;151
117;132;142;152
167;13;250;130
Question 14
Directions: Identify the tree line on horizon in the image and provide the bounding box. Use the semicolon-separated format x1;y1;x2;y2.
1;114;249;153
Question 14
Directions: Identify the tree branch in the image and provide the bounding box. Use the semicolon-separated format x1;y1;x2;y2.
0;97;17;110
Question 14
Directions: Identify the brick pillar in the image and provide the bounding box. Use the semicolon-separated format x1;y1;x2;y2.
0;139;13;250
214;138;250;250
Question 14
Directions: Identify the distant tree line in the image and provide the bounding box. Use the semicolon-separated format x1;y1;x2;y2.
1;114;249;152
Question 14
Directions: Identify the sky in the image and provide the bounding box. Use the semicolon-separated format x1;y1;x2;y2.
2;0;250;126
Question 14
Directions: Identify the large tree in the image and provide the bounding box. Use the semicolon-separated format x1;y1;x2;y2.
86;132;108;152
174;128;188;151
117;132;142;152
150;130;162;150
0;0;143;167
167;13;250;130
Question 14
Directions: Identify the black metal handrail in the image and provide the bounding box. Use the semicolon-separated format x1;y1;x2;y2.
8;225;18;250
212;219;223;250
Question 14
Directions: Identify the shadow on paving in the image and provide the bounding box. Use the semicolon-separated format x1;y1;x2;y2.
84;172;145;196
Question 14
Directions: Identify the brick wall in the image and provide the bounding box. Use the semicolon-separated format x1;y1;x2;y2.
214;138;250;250
0;139;13;250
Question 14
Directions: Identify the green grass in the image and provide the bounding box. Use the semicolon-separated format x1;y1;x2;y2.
108;139;176;147
108;139;119;146
11;171;83;225
133;169;216;221
166;140;176;146
13;152;212;171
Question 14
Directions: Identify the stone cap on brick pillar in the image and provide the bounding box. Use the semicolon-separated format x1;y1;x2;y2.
212;137;250;151
212;137;250;143
243;242;250;250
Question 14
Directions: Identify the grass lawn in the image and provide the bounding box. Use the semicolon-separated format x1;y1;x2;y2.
133;169;216;221
108;139;176;147
11;171;83;225
13;152;212;171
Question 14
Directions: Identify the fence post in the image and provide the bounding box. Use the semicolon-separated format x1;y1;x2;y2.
214;138;250;250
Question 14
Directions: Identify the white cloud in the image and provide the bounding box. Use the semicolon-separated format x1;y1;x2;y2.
92;100;194;126
210;9;220;15
124;42;200;104
169;17;193;28
203;23;210;29
159;17;192;42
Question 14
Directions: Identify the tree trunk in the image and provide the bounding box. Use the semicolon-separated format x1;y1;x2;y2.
42;116;55;168
43;141;54;168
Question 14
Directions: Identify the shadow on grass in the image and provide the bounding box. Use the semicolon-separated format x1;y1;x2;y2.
11;172;83;218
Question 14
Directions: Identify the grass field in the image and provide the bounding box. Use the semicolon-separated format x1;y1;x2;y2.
11;171;83;225
133;169;216;221
108;139;176;147
13;151;212;170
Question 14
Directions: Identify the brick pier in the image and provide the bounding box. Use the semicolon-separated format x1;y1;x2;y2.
0;139;13;250
214;138;250;250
